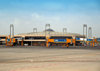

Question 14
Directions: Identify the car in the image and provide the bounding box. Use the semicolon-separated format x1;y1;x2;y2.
24;44;28;46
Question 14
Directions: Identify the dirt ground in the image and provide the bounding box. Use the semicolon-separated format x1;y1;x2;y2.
0;46;100;71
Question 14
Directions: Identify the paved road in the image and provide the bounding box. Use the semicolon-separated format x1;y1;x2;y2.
0;46;100;71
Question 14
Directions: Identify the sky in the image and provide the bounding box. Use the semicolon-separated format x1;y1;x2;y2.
0;0;100;37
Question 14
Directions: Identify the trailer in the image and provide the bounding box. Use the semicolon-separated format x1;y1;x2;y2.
46;38;75;48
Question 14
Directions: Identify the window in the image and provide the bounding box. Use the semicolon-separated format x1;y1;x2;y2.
50;36;72;39
25;37;46;40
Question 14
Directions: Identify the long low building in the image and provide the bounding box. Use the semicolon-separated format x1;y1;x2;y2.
0;35;7;45
0;29;85;46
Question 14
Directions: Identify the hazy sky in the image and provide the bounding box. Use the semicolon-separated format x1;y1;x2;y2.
0;0;100;37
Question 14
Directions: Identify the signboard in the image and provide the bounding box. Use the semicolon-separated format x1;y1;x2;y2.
79;38;92;41
76;38;80;40
7;39;10;42
87;39;92;41
97;38;100;41
54;39;66;43
16;38;23;40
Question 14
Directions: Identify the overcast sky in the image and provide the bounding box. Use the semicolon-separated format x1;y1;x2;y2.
0;0;100;37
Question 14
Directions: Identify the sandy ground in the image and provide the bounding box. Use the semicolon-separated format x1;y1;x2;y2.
0;46;100;71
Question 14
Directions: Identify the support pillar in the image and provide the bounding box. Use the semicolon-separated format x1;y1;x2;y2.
73;37;76;46
21;38;24;46
46;41;49;47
